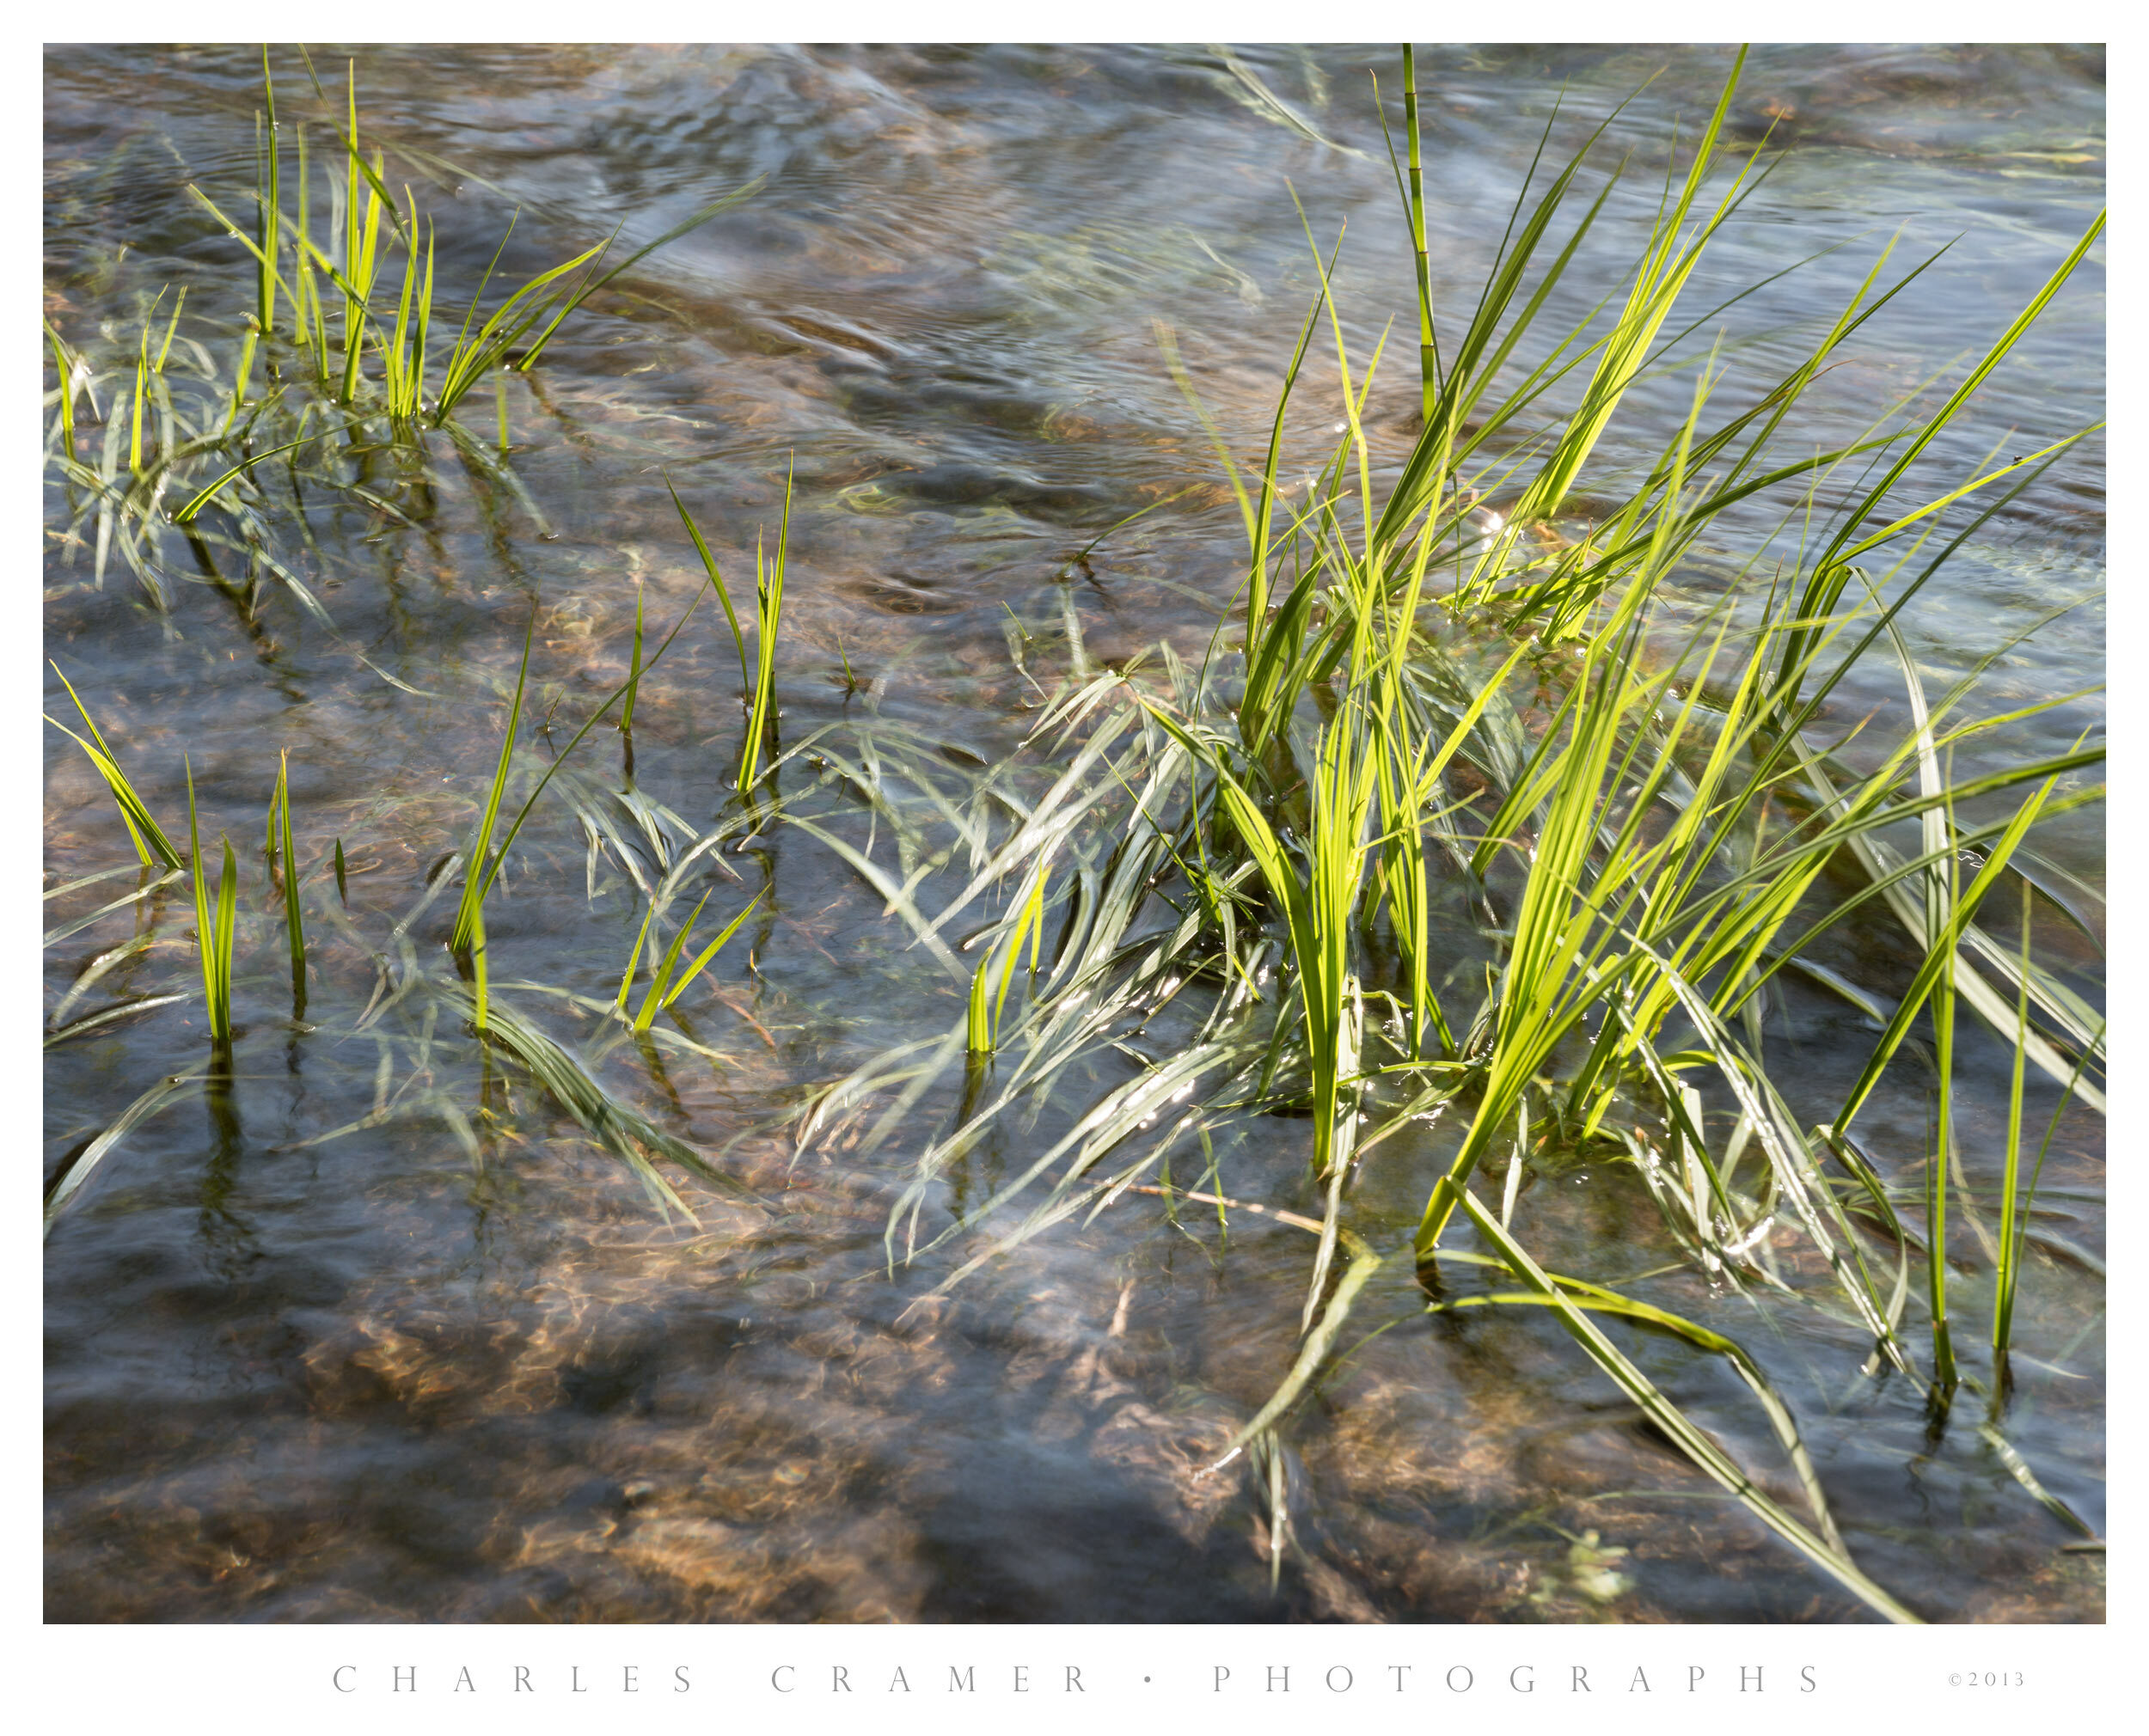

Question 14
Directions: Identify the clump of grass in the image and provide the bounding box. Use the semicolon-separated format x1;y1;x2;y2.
40;40;2103;1622
183;53;762;432
45;50;759;605
619;581;647;779
616;888;764;1034
444;574;725;1029
773;45;2103;1620
42;52;787;1247
669;469;791;796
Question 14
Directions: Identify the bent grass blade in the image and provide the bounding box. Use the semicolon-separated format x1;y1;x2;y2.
45;1073;204;1238
48;666;183;871
1454;1189;1920;1623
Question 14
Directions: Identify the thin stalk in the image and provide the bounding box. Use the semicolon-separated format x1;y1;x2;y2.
257;52;280;343
293;120;316;371
1927;826;1960;1390
1991;881;2033;1365
340;89;385;404
272;749;306;1016
128;308;152;475
450;611;537;1024
1402;44;1436;425
621;580;646;762
744;468;792;792
46;321;79;454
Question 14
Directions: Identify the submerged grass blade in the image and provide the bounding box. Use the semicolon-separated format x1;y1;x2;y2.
45;1073;203;1238
1454;1188;1919;1622
1206;1226;1383;1471
438;981;763;1219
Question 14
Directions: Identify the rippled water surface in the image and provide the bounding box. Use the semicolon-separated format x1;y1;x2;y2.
44;44;2103;1623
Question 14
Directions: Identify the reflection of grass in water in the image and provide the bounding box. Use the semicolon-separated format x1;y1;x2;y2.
42;46;2105;1622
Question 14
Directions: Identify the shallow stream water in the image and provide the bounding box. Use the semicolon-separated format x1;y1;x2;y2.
44;43;2103;1623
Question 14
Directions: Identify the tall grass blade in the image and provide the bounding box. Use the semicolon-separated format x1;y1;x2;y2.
272;749;306;1016
1777;208;2105;703
448;611;536;1027
1401;46;1437;425
1992;883;2033;1366
743;468;792;793
667;468;788;795
1509;49;1754;525
257;52;280;341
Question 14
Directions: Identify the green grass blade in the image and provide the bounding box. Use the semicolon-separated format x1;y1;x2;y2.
185;759;235;1045
654;889;764;1016
450;609;536;957
46;667;182;870
1779;209;2106;699
513;180;764;374
666;476;752;694
632;888;713;1030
